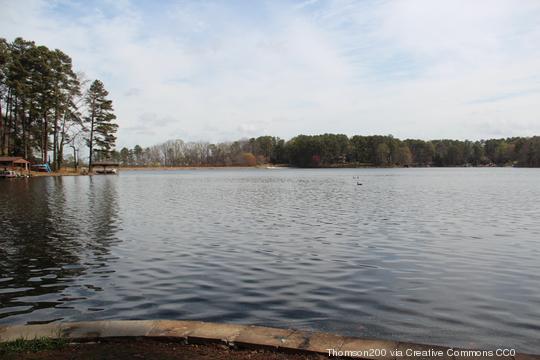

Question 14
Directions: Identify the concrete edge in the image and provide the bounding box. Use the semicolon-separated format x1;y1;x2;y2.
0;320;537;360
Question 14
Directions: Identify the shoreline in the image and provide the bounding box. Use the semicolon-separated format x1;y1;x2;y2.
1;338;324;360
120;165;277;171
1;320;537;359
2;164;523;178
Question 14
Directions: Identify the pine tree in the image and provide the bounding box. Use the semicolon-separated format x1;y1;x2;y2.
84;79;117;171
50;49;80;170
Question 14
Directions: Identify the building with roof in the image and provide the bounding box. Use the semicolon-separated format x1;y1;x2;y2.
0;157;31;173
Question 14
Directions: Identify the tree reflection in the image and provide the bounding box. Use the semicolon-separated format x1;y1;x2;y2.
0;176;120;324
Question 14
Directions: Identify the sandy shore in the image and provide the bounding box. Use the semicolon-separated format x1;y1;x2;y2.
120;164;293;171
30;171;81;177
120;165;266;171
23;165;288;176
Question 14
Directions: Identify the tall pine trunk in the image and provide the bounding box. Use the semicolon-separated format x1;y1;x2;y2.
4;92;11;155
22;112;28;159
0;99;4;156
57;113;67;170
53;107;59;170
72;145;78;171
42;112;48;164
7;95;14;156
14;98;21;157
88;100;95;172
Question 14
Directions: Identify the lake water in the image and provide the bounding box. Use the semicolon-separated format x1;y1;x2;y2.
1;168;539;352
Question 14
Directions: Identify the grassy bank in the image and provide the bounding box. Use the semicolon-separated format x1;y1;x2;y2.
1;338;324;360
0;337;68;356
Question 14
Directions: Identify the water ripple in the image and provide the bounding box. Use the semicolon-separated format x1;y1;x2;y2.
1;169;539;353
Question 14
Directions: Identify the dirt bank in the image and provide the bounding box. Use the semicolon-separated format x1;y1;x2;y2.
2;338;329;360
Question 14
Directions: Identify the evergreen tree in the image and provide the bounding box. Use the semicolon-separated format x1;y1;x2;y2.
84;79;117;171
50;49;80;170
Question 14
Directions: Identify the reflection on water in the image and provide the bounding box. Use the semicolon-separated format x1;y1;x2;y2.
1;168;539;353
0;176;119;323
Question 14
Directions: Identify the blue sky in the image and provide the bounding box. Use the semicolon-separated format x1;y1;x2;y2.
1;0;540;147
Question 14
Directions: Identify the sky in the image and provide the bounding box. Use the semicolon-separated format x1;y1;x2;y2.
1;0;540;148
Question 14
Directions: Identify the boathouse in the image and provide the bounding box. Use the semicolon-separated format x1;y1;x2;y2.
0;156;31;173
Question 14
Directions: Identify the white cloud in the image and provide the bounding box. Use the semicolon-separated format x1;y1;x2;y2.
1;0;540;148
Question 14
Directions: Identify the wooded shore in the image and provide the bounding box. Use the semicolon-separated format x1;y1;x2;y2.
16;163;518;178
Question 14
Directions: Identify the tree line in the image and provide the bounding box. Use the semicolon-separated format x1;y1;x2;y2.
114;134;540;168
0;37;118;170
3;39;539;170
